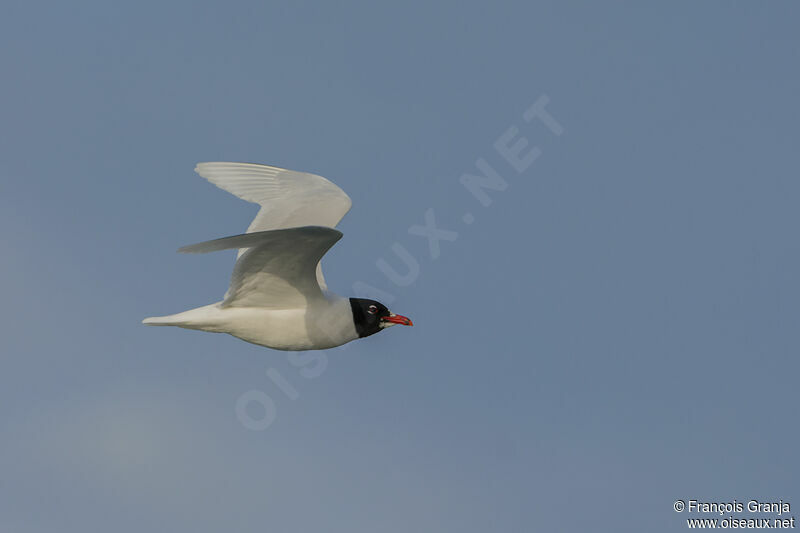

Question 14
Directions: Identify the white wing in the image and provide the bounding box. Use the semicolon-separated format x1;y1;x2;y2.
194;162;352;291
180;227;343;309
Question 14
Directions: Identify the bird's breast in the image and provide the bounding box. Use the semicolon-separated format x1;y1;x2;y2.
217;298;358;351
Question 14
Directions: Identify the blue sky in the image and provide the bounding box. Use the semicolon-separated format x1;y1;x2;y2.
2;2;799;531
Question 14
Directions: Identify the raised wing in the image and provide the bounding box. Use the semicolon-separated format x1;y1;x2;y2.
180;226;343;309
194;162;351;291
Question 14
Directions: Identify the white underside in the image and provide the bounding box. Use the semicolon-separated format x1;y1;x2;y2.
143;295;358;351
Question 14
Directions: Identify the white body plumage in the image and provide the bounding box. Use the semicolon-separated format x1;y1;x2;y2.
144;295;358;350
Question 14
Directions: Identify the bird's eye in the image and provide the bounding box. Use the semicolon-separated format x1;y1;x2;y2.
367;305;378;314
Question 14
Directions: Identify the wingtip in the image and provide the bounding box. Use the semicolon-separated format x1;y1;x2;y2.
194;161;228;174
177;244;201;254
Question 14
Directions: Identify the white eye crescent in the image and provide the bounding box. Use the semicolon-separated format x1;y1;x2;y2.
367;305;378;314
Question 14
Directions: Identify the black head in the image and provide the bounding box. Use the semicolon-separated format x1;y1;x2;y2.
349;298;413;338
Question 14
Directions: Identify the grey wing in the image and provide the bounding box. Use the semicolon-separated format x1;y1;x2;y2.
194;162;352;292
180;226;343;309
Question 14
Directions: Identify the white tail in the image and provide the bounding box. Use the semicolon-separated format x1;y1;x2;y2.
142;315;180;326
142;304;224;330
